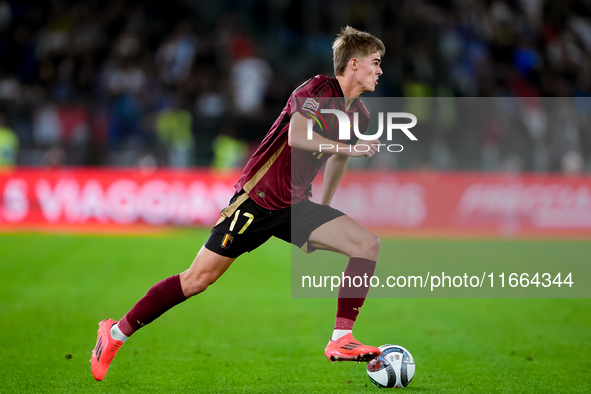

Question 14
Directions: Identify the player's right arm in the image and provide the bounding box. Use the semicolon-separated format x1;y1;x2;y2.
288;112;379;158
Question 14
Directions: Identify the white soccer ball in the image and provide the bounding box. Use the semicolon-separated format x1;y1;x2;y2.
366;345;415;388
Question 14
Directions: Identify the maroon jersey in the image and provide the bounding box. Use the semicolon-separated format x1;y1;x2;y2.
234;75;370;210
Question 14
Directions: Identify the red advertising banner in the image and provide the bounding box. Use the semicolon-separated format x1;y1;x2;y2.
1;168;590;237
312;171;591;238
0;168;238;231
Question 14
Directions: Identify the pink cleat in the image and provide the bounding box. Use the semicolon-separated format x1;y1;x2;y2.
324;333;381;363
90;319;123;381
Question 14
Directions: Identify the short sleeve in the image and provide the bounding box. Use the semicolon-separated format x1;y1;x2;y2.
289;76;339;138
290;76;335;117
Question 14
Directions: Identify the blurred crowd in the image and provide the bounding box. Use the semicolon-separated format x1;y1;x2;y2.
0;0;590;173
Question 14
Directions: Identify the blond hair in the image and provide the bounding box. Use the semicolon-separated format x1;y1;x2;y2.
332;26;385;76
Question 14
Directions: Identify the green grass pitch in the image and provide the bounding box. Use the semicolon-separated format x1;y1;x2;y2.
0;230;590;393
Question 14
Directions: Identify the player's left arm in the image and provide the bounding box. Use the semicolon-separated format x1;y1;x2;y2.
320;154;349;205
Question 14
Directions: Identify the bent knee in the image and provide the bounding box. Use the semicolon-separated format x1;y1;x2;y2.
366;233;381;255
373;234;382;253
355;232;380;260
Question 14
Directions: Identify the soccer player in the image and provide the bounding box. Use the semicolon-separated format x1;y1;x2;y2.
91;26;385;381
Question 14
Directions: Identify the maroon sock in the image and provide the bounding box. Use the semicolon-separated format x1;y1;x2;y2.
117;274;186;337
335;257;377;330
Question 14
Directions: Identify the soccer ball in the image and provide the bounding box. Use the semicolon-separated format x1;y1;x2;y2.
366;345;415;388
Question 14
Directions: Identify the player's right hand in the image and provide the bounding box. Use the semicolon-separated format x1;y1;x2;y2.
349;139;381;158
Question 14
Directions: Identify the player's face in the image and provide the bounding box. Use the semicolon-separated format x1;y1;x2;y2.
355;52;382;93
